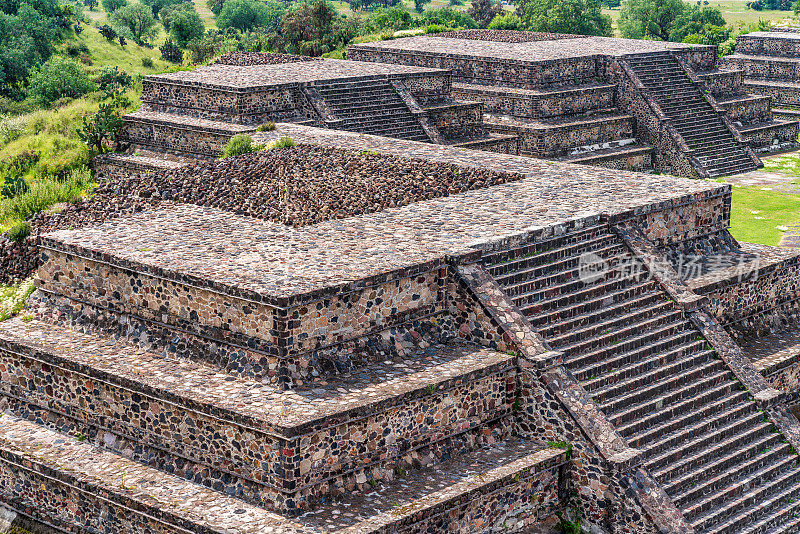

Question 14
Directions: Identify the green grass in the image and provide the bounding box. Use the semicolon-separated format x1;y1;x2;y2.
0;279;35;322
762;152;800;177
64;25;171;76
728;185;800;245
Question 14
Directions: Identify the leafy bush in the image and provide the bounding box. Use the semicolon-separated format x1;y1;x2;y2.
66;41;90;57
160;38;184;62
468;0;502;27
364;6;412;32
27;57;96;107
256;121;276;131
424;23;450;33
488;11;522;29
169;7;205;46
0;115;28;145
220;134;262;158
111;3;158;44
141;56;154;67
420;7;478;28
101;0;127;13
207;0;224;15
95;66;132;93
160;1;191;29
217;0;284;32
5;221;30;242
99;23;118;40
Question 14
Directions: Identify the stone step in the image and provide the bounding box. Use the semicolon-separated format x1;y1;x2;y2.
0;414;306;534
483;229;614;274
590;348;716;405
498;249;630;299
491;241;625;288
0;317;518;515
554;309;686;358
537;288;663;340
691;462;800;533
618;385;750;441
516;271;650;316
684;453;800;523
574;329;703;383
528;280;659;332
647;412;770;475
670;437;791;509
606;371;736;428
560;144;653;173
624;391;754;451
599;358;727;415
564;318;694;371
737;499;800;534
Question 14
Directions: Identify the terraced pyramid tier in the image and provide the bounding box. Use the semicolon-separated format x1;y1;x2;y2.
481;224;800;533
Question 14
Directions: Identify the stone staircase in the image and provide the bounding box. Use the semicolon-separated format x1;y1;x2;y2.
310;77;431;142
626;52;757;178
481;225;800;533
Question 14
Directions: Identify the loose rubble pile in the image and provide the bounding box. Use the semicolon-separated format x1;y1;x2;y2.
433;29;586;42
0;145;522;283
212;52;321;66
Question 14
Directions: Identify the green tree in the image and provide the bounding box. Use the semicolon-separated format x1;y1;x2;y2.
468;0;502;27
159;0;189;28
280;0;357;56
206;0;222;15
100;0;126;13
141;0;183;16
668;4;725;42
159;37;183;62
27;56;96;106
217;0;283;31
618;0;683;40
516;0;612;36
111;2;157;43
169;7;204;45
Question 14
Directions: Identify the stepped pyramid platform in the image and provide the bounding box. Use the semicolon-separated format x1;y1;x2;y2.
722;29;800;144
9;126;800;532
112;55;515;177
351;30;800;177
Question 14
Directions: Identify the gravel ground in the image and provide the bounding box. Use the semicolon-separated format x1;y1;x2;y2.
212;52;321;66
432;29;586;43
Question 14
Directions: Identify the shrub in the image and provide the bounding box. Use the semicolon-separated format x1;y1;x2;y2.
207;0;224;15
280;0;358;56
267;136;295;149
95;66;133;93
220;134;263;158
27;57;96;107
101;0;127;13
1;175;30;199
420;7;478;28
169;8;205;46
66;41;90;57
256;121;276;131
141;57;154;67
365;6;412;32
424;23;449;33
142;0;185;17
5;221;30;242
0;115;28;145
488;12;522;29
159;38;184;62
99;23;118;40
217;0;284;32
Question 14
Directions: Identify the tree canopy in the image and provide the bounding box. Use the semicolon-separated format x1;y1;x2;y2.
217;0;284;32
516;0;612;36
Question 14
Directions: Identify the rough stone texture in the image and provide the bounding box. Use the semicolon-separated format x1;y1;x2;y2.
212;52;321;66
431;30;588;43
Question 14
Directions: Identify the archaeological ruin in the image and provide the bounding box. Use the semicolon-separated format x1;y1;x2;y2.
3;29;800;534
